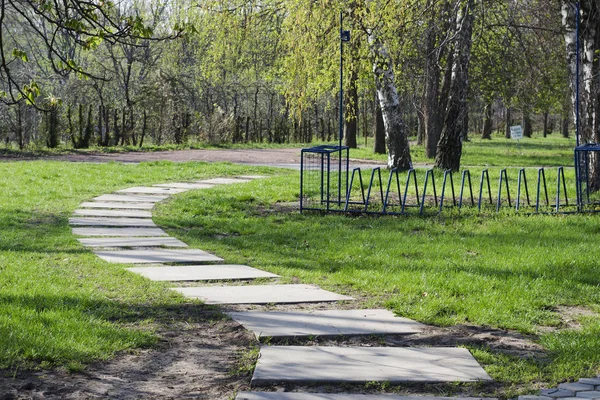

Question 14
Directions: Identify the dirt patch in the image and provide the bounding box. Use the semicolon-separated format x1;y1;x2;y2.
0;307;256;400
538;305;600;333
0;148;387;170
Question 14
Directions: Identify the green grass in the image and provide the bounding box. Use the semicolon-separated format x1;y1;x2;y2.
153;172;600;388
351;133;577;167
0;160;279;370
0;134;595;395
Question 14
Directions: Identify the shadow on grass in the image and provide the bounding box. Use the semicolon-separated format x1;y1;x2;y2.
0;292;226;368
0;292;255;399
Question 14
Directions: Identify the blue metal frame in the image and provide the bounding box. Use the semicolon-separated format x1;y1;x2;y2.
516;168;531;212
302;161;578;215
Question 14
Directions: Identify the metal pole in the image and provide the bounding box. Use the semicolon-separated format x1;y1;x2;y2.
338;11;343;204
339;11;344;149
576;1;581;147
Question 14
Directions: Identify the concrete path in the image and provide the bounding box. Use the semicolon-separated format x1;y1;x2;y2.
228;309;425;338
236;394;493;400
251;346;492;385
127;265;279;281
73;209;153;218
78;237;188;248
71;174;494;399
93;194;169;202
93;248;223;264
173;284;353;305
79;201;156;209
69;217;157;227
72;227;169;237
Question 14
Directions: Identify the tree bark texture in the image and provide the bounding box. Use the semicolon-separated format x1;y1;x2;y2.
373;101;386;154
563;0;600;189
505;106;511;138
522;113;532;138
344;78;358;148
435;0;475;171
482;102;492;139
368;32;412;170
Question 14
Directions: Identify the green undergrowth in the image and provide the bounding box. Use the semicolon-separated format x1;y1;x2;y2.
0;160;279;370
154;171;600;387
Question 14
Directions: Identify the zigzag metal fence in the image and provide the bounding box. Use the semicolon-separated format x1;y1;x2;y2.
300;147;579;215
301;165;574;215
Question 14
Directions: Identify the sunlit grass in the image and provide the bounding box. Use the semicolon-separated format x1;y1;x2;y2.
154;171;600;386
0;160;278;369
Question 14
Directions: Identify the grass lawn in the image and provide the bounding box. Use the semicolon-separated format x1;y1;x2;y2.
0;160;278;371
352;133;577;167
0;135;597;397
153;170;600;392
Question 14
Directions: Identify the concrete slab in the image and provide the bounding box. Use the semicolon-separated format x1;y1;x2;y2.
173;284;353;305
195;178;251;185
237;175;268;180
575;392;600;399
251;346;492;385
236;393;494;400
94;194;168;203
153;182;215;189
72;227;168;237
127;265;279;281
228;309;424;338
540;390;575;398
93;249;222;264
73;209;152;218
78;237;188;248
116;186;188;195
80;202;155;210
69;217;156;227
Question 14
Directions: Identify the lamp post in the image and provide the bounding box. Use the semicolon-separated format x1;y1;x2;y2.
339;12;351;149
575;1;580;147
339;11;350;203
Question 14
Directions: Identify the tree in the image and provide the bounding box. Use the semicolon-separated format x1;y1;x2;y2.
435;0;475;171
563;0;600;189
0;0;182;104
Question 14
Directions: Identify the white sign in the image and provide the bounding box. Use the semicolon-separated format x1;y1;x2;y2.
510;125;523;140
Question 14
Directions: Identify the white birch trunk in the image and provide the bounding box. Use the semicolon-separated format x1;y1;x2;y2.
563;1;600;190
367;31;412;170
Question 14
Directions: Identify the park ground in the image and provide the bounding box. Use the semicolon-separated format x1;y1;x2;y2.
0;135;599;399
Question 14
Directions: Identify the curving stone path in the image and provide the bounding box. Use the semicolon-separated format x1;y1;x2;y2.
71;176;496;400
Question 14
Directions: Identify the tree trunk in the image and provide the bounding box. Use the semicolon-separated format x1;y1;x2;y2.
139;110;147;148
423;25;442;158
344;79;358;148
344;40;359;149
482;102;493;139
435;0;475;171
373;101;386;154
113;109;120;146
522;113;532;138
67;105;75;147
16;103;24;150
543;111;549;138
505;106;512;138
368;32;412;170
562;117;570;138
563;1;600;189
77;104;84;148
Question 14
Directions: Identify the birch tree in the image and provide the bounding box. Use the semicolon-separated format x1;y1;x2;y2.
562;0;600;189
435;0;475;171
